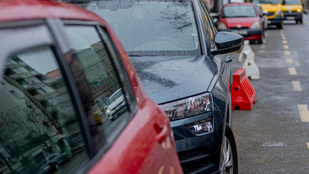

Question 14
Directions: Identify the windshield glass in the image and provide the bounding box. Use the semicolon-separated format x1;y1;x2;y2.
222;5;257;18
74;0;200;56
259;0;281;4
284;0;300;5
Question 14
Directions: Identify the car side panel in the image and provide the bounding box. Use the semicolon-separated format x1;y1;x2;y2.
88;98;182;174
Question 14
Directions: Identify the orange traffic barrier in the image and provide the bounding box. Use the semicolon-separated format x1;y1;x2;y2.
231;68;257;110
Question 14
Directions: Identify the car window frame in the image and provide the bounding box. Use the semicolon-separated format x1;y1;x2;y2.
0;19;139;173
59;20;138;173
0;20;95;172
193;0;211;56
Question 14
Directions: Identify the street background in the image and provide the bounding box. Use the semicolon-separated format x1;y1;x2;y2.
231;14;309;173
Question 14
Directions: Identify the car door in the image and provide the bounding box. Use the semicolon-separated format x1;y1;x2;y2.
0;20;92;174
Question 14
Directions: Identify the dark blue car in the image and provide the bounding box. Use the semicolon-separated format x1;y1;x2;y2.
70;0;243;173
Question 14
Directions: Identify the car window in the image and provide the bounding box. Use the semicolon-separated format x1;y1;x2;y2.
74;0;201;56
222;5;258;18
0;46;88;174
198;1;217;49
259;0;281;4
63;25;132;151
284;0;300;5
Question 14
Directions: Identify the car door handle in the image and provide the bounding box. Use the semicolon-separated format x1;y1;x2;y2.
154;123;169;143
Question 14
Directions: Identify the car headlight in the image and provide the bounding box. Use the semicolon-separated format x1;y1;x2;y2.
297;8;302;13
106;109;110;113
159;93;212;121
217;22;227;30
251;22;261;29
276;10;282;16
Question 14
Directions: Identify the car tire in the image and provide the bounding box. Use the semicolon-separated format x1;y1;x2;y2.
300;19;303;24
220;125;238;174
277;22;283;29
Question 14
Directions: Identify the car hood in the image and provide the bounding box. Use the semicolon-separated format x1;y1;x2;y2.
261;4;281;11
130;55;217;104
220;17;259;28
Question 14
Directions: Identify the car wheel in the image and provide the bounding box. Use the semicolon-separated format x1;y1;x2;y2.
300;19;303;24
277;23;283;29
220;125;238;174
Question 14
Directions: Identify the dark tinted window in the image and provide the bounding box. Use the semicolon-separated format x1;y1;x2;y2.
0;46;88;174
64;25;130;150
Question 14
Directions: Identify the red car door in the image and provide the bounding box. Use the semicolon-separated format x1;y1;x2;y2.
60;22;183;173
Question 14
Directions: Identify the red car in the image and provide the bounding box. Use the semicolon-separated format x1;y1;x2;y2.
0;0;183;174
217;3;265;44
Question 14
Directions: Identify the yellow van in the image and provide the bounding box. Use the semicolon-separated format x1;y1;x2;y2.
259;0;284;29
282;0;303;23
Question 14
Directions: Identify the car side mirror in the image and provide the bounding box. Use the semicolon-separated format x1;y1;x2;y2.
262;10;268;16
282;0;286;5
211;31;243;55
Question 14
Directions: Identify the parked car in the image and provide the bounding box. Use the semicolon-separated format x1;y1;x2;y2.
0;1;182;174
37;153;70;174
106;88;127;120
71;0;243;173
258;0;284;29
217;3;265;44
282;0;304;23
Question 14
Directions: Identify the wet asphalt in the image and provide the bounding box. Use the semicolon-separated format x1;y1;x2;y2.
230;15;309;173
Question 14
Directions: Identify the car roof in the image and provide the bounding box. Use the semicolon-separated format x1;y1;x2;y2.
0;0;105;23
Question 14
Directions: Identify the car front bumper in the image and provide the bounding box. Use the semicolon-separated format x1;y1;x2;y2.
171;112;224;173
218;28;263;41
268;16;284;25
283;11;302;20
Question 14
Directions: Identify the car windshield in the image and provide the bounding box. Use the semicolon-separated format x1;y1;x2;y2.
73;0;201;56
259;0;281;4
222;5;257;18
284;0;300;5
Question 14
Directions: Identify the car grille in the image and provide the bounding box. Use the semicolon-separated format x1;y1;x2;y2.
283;11;299;16
267;12;275;16
178;147;217;173
229;27;249;29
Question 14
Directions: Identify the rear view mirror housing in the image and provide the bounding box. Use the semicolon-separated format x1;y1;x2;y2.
211;31;243;55
262;10;268;16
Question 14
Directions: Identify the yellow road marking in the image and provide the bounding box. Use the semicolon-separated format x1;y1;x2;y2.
285;50;290;55
286;58;293;64
292;81;302;91
282;37;286;40
298;105;309;122
307;143;309;150
284;45;289;49
289;67;297;75
282;40;287;44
